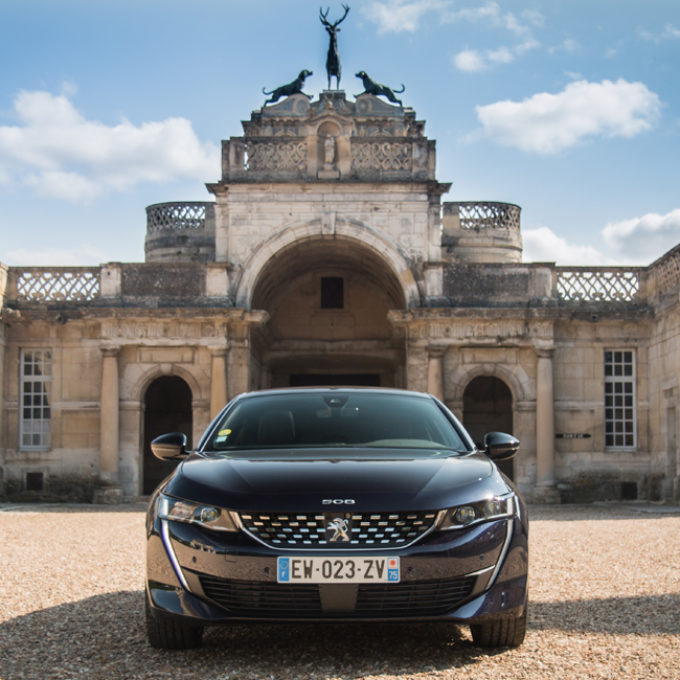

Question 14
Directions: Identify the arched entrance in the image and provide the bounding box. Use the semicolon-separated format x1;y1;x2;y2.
142;376;192;495
251;237;407;388
463;376;514;480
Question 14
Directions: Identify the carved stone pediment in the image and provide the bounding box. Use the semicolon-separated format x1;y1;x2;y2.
220;91;434;183
258;93;311;117
354;94;405;116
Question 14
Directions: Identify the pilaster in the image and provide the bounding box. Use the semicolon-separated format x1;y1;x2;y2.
426;346;446;401
99;347;121;485
210;347;229;418
0;321;5;488
535;349;560;503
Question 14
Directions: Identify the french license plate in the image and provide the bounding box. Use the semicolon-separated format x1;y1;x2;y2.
277;556;400;583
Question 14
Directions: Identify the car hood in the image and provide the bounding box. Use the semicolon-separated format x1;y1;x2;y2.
163;449;511;512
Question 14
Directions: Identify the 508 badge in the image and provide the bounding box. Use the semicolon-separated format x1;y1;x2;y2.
322;498;356;505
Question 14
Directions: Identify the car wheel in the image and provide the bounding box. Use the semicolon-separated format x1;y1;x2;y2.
470;602;527;649
145;595;204;649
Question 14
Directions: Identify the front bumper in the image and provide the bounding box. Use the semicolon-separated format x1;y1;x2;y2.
146;511;528;625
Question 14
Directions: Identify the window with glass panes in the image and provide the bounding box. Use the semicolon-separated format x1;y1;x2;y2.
20;350;52;449
604;350;636;448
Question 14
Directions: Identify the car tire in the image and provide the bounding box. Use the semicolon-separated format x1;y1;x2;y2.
145;595;204;649
470;602;527;649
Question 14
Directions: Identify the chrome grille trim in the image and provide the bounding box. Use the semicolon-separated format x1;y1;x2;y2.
238;510;439;551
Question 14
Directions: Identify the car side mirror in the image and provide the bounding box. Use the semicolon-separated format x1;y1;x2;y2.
483;432;520;461
151;432;189;461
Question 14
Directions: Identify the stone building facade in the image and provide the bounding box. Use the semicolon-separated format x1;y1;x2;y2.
1;91;679;503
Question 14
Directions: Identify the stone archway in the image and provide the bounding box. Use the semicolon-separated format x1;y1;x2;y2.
142;376;192;494
463;376;514;479
250;235;407;388
236;220;421;309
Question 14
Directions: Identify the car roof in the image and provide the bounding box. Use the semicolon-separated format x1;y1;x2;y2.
234;387;434;400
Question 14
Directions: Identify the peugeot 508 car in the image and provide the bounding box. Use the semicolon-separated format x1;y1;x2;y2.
145;388;528;650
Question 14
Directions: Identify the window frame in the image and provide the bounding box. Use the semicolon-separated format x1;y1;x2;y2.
604;349;637;450
19;348;52;451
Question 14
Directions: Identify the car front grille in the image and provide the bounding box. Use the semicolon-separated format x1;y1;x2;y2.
199;575;476;618
238;510;439;549
356;577;475;616
200;577;322;616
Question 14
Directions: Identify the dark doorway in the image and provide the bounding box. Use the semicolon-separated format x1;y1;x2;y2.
290;373;380;387
143;376;192;495
463;376;514;480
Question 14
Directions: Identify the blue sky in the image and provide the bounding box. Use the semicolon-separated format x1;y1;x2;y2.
1;0;679;267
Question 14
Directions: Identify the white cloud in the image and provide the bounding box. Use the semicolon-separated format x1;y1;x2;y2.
487;46;513;64
521;9;544;29
638;23;680;43
363;0;446;33
443;1;500;25
453;39;538;72
602;209;680;264
443;2;543;36
453;49;487;72
503;12;527;36
523;211;680;267
664;23;680;39
24;170;100;202
548;38;579;54
474;79;660;154
5;245;109;266
0;90;219;201
522;226;608;265
364;0;544;36
515;38;539;54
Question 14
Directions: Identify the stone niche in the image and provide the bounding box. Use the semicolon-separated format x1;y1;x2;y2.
316;120;342;179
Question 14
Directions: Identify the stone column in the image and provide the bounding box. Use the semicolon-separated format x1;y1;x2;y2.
228;339;250;399
0;323;5;492
210;348;229;419
426;347;446;401
402;340;427;393
535;349;560;502
0;266;7;484
99;347;120;484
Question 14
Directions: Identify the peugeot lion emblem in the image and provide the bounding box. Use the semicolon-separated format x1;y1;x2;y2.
326;517;351;542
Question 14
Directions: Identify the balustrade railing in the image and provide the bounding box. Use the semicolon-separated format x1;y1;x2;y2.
146;202;212;233
449;202;521;231
649;245;680;293
555;268;641;302
6;254;673;307
15;268;100;302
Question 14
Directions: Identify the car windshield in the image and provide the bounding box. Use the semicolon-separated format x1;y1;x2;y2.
203;391;469;455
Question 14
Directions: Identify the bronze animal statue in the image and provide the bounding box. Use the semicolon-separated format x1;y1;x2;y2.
355;71;405;106
262;69;313;105
319;5;350;90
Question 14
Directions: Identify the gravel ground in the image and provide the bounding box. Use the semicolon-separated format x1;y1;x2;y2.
0;502;679;680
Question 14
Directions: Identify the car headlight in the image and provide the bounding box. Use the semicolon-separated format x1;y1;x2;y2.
438;495;516;530
157;494;238;532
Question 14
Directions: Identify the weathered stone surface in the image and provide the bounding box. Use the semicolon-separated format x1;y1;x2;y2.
443;263;531;304
121;263;205;300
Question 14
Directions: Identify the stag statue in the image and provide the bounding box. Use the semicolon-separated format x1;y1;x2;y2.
319;4;350;90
